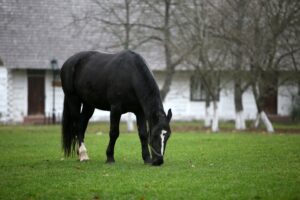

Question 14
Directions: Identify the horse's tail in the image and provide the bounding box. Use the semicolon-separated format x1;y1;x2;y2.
60;51;96;156
62;96;78;157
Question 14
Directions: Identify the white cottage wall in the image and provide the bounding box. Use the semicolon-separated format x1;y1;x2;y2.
45;71;64;119
164;73;191;120
91;110;110;121
155;71;259;121
10;69;28;122
278;83;298;116
5;69;298;123
0;68;8;122
242;88;258;120
218;81;235;120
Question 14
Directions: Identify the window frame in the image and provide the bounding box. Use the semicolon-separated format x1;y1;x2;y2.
190;75;220;102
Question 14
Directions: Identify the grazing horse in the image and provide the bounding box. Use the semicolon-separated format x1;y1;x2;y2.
60;50;172;166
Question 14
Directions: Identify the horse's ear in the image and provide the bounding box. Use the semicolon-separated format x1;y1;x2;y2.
167;109;172;122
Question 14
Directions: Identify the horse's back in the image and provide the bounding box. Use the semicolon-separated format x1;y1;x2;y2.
77;51;139;108
61;50;156;112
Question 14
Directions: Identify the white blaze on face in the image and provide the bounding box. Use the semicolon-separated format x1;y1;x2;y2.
160;130;167;155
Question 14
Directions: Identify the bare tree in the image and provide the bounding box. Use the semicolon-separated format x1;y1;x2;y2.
247;0;300;132
70;0;148;51
176;0;230;132
209;0;300;132
69;0;300;131
136;0;197;101
208;0;256;131
223;0;250;130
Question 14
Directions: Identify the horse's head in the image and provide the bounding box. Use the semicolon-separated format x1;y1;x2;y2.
149;109;172;166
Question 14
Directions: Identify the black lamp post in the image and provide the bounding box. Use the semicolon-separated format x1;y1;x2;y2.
51;59;58;124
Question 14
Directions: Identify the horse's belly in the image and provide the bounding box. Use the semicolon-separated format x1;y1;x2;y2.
94;103;110;111
76;76;140;113
77;88;108;109
84;96;110;111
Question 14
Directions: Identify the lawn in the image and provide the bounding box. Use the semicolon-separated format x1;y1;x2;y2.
0;124;299;200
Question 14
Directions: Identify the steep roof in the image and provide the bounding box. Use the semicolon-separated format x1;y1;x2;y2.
0;0;167;70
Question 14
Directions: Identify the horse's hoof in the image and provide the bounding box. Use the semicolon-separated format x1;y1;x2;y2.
79;157;89;162
78;143;89;162
78;151;89;162
105;158;115;164
152;158;164;166
144;158;152;165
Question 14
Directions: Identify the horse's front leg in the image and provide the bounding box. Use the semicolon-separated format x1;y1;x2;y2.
106;105;122;163
78;104;94;162
136;112;151;164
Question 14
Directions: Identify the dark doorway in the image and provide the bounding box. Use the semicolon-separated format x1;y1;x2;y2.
262;72;278;115
27;70;45;115
264;90;277;114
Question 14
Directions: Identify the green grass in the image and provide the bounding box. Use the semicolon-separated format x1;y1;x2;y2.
0;124;299;200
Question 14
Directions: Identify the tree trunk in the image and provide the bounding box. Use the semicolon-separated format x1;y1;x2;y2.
254;112;260;128
159;0;174;102
204;95;211;127
160;68;175;101
261;111;274;133
255;111;274;133
211;101;219;132
126;112;134;132
232;0;247;130
124;0;130;50
234;80;246;130
252;83;274;133
235;110;246;130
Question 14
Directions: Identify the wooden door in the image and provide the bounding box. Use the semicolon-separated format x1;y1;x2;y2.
264;91;277;114
28;70;45;115
262;72;278;115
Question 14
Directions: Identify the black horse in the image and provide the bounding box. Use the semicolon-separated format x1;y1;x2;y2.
60;50;172;166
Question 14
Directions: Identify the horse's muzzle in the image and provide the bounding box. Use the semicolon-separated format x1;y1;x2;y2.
152;157;164;166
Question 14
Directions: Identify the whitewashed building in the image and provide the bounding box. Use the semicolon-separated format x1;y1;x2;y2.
0;65;298;124
0;1;298;124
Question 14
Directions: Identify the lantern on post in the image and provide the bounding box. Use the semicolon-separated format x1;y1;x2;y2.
51;59;58;124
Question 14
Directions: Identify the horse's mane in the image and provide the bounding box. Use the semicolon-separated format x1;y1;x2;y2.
131;52;160;98
130;51;165;119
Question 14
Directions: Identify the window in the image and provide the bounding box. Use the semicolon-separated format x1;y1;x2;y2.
190;75;207;101
190;75;220;101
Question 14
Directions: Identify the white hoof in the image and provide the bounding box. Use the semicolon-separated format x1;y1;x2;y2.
78;143;89;162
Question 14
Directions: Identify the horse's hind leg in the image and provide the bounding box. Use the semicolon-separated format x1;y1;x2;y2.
136;111;151;164
106;104;122;163
78;104;94;162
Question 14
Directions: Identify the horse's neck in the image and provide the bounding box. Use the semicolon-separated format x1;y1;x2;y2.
132;64;163;121
147;104;166;129
138;93;166;132
143;96;163;118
